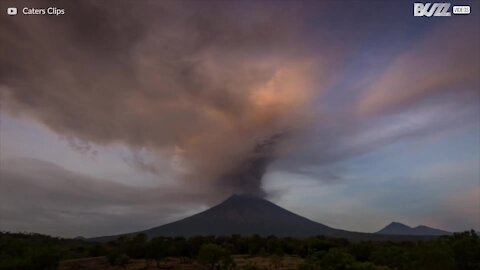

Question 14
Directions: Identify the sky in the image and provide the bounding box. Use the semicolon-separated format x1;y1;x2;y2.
0;0;479;238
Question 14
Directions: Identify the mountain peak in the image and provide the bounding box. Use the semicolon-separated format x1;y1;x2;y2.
386;222;412;228
129;193;336;238
376;222;450;236
223;193;265;203
226;193;261;200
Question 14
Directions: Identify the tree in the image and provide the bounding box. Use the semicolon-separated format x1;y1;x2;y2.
198;243;228;270
319;248;355;270
126;233;147;259
449;230;480;270
30;246;60;270
106;250;130;268
146;237;167;267
302;250;326;270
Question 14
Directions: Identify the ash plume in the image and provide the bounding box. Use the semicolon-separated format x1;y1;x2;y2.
1;1;476;201
0;1;317;198
217;134;284;197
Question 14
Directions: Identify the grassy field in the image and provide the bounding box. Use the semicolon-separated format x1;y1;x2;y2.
59;255;303;270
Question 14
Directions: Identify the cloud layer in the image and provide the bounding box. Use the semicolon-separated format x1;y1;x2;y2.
0;0;478;235
0;158;209;237
1;0;323;197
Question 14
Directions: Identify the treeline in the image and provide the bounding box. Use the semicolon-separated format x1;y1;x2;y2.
0;232;92;270
0;230;479;270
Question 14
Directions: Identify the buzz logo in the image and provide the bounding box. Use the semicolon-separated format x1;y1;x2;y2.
414;3;451;17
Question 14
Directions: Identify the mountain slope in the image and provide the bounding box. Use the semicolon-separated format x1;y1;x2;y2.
376;222;451;236
140;194;337;237
90;195;438;242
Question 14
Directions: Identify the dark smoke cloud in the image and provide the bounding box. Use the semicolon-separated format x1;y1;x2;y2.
217;133;284;197
1;0;478;237
0;1;478;199
0;0;320;197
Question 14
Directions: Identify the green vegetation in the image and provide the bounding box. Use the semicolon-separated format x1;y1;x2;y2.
0;231;478;269
0;232;92;270
197;243;234;269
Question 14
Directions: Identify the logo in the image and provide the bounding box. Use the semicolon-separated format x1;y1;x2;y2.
7;7;17;16
453;5;470;14
414;3;451;17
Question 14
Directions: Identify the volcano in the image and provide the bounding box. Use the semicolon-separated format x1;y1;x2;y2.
142;194;337;237
375;222;451;236
90;195;439;242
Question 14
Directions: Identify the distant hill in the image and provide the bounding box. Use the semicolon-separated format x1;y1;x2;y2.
90;195;436;242
376;222;451;236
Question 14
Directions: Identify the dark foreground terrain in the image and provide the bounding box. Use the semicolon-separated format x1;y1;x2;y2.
1;231;479;270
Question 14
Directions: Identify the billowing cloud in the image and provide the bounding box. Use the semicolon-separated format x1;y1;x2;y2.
1;1;478;198
0;0;478;235
0;0;324;197
272;18;479;177
356;21;479;116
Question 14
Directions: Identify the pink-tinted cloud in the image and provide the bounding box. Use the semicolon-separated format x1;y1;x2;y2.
0;1;325;197
356;22;479;116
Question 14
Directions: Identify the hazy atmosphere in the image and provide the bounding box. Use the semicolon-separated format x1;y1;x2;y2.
0;0;479;238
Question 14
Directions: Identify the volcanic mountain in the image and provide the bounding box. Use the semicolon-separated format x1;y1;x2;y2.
375;222;451;236
143;194;337;237
90;195;439;242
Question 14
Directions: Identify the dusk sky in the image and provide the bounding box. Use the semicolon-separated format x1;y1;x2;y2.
0;0;479;238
